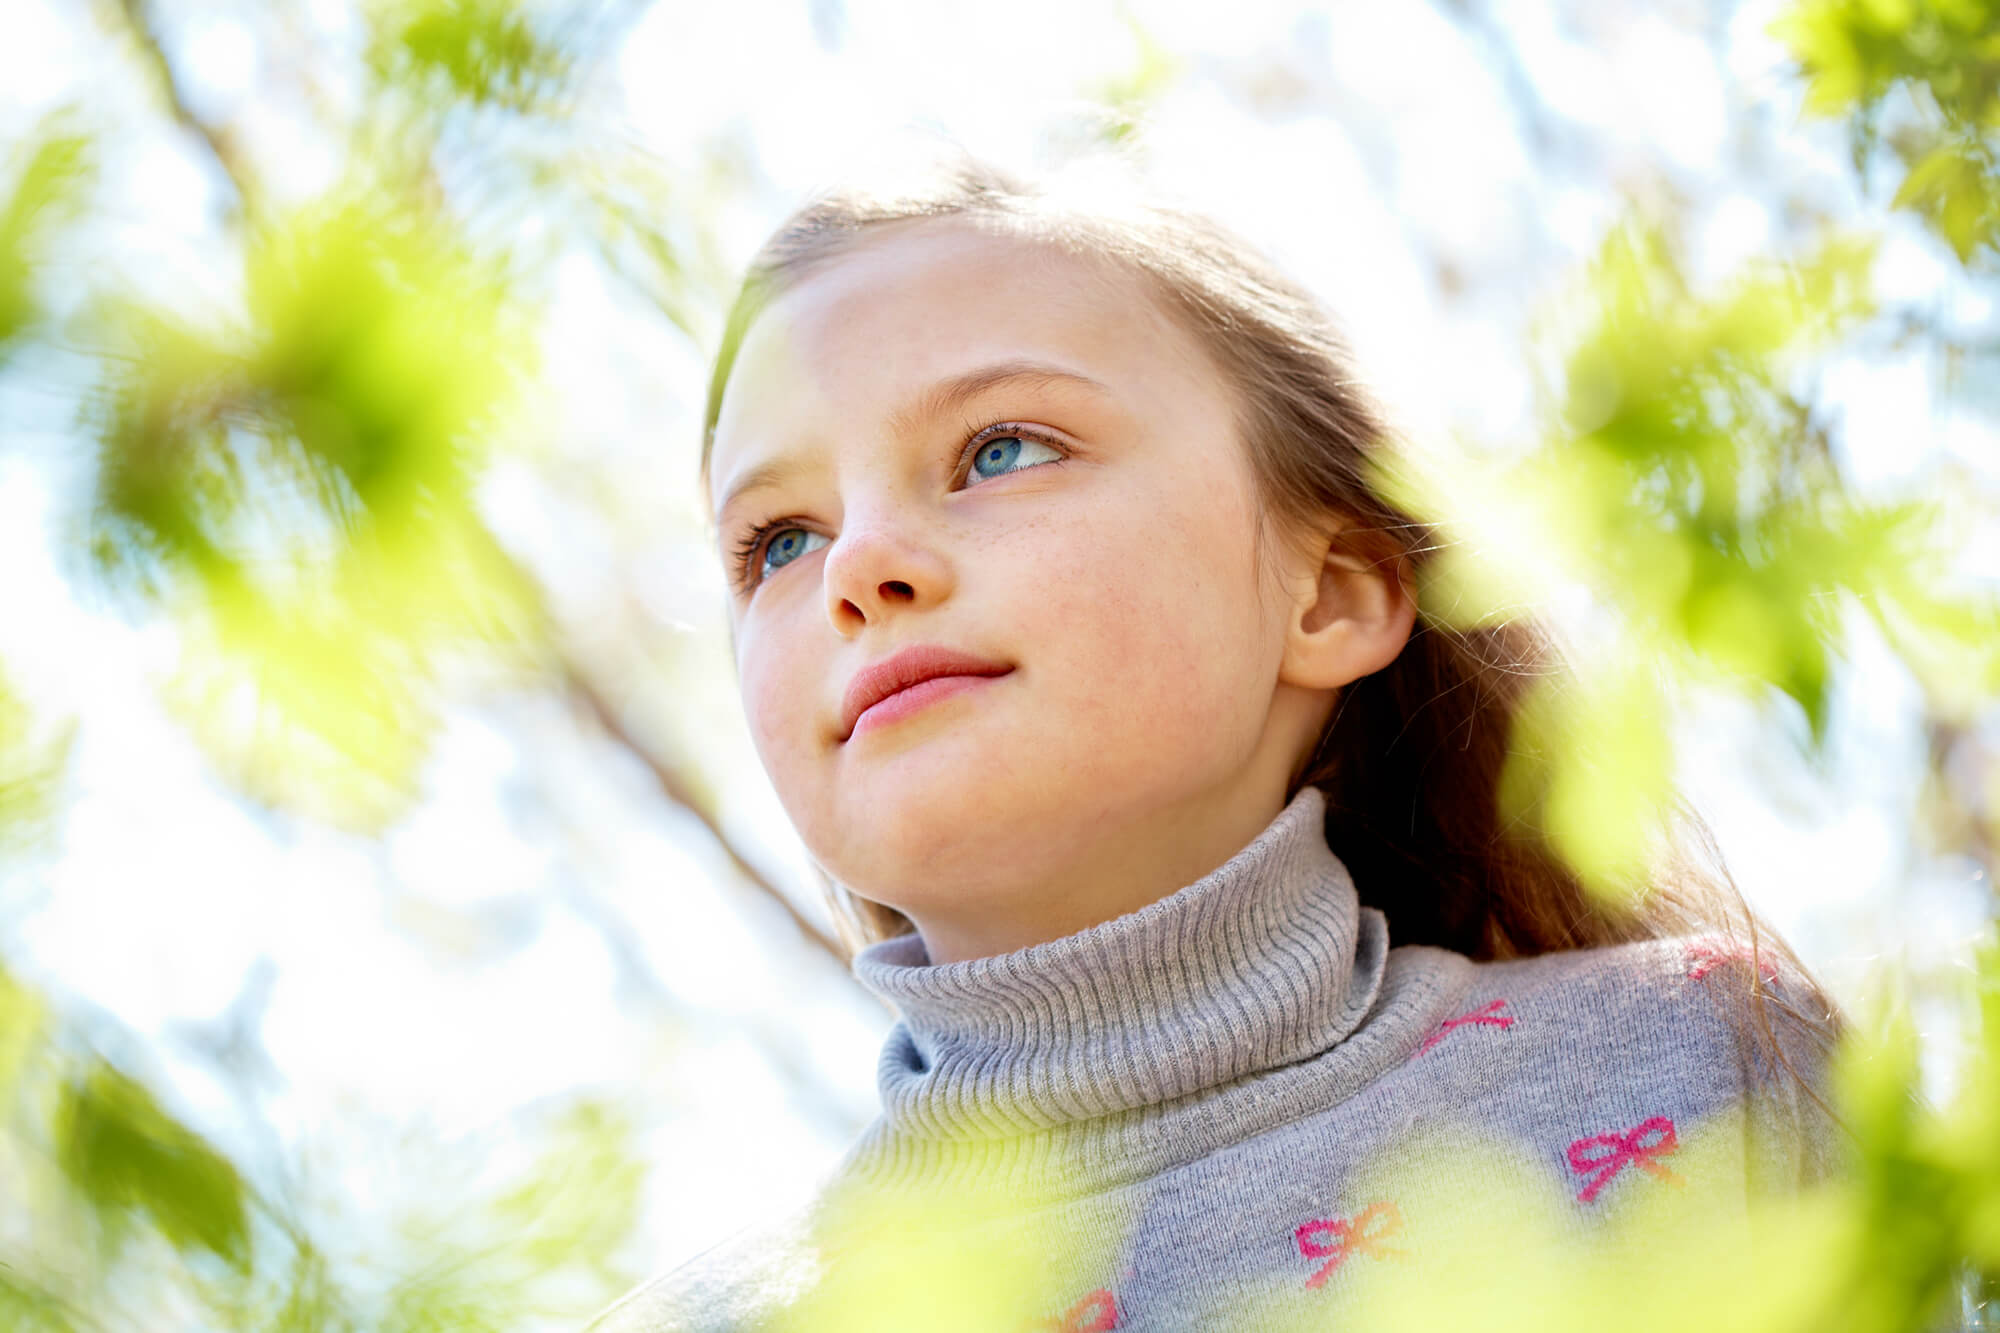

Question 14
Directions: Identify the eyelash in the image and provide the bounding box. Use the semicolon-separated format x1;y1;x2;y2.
728;420;1068;594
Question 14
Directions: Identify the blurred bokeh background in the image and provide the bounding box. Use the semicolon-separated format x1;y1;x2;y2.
1;0;1996;1329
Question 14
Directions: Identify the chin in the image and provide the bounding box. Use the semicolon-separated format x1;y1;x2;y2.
816;784;1072;906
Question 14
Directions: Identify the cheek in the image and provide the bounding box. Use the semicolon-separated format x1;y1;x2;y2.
1021;482;1275;730
735;620;821;788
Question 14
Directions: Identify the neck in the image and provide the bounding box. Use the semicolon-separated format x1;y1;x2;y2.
904;772;1296;964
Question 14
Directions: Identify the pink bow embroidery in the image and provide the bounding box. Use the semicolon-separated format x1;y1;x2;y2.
1682;936;1780;983
1566;1115;1687;1203
1032;1288;1118;1332
1413;998;1514;1056
1295;1199;1410;1288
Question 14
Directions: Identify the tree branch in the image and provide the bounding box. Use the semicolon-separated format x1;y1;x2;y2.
103;0;256;210
561;657;853;973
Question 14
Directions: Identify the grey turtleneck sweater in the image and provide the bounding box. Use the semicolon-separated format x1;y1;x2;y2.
584;787;1847;1331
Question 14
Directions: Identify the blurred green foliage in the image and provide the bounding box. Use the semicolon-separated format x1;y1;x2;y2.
1380;216;1999;899
0;116;90;354
55;1060;253;1274
0;952;651;1330
1776;0;2000;263
0;2;656;1329
1826;930;2000;1328
86;193;545;826
760;1172;1131;1333
367;0;579;113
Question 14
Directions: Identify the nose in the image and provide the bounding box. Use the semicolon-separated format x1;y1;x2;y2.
821;509;953;636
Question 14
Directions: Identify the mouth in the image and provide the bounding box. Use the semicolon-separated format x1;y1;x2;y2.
846;670;1013;741
839;646;1014;742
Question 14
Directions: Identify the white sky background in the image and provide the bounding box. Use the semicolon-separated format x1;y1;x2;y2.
1;0;1997;1314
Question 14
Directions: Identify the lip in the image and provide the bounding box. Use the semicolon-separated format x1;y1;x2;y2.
839;645;1014;742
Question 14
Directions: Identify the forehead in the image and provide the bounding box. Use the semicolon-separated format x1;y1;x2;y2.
708;219;1219;491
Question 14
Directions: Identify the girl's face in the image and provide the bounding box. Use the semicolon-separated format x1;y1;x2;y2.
709;219;1336;962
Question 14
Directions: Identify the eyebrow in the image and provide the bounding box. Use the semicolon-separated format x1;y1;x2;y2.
714;359;1113;521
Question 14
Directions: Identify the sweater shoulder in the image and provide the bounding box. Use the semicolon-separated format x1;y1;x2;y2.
1458;929;1849;1188
1467;929;1750;986
1468;929;1828;1027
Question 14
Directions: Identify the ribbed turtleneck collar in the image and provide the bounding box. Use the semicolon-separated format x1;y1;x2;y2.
836;786;1417;1203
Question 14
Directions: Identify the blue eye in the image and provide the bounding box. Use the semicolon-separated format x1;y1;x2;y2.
761;527;829;579
968;434;1061;482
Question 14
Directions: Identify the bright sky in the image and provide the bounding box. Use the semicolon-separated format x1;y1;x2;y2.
2;0;1996;1307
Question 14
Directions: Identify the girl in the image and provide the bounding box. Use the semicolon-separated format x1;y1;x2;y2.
584;156;1851;1332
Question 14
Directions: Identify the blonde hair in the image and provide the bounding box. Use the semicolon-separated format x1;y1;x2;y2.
699;155;1849;1136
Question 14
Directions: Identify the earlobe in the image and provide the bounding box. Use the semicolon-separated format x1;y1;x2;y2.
1278;530;1418;690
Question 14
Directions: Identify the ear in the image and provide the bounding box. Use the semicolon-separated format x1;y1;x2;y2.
1277;518;1418;690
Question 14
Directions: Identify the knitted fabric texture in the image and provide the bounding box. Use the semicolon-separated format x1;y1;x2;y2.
582;787;1847;1332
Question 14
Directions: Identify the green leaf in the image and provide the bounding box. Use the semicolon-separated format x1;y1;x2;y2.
1892;138;2000;261
0;110;90;356
366;0;579;113
1770;0;1918;117
54;1062;253;1274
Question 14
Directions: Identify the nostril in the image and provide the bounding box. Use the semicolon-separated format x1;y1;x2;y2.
881;580;915;599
